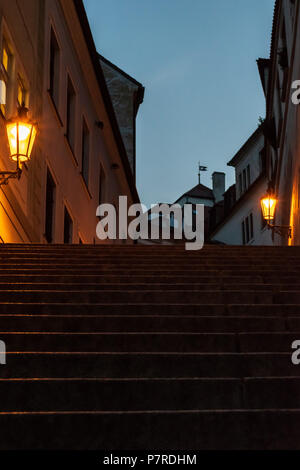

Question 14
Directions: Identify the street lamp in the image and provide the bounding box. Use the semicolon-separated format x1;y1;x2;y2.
261;193;292;238
0;105;37;185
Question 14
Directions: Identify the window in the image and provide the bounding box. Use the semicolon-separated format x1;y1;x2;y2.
0;39;13;117
49;28;60;108
242;213;254;245
247;165;251;187
243;169;247;193
242;220;246;245
17;76;27;107
99;165;106;205
259;149;266;175
66;76;76;151
45;169;56;243
238;173;242;196
64;207;73;244
81;119;89;186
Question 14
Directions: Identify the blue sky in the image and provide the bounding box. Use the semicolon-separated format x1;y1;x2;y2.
83;0;275;206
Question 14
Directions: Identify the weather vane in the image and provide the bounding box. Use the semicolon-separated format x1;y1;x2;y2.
198;162;207;184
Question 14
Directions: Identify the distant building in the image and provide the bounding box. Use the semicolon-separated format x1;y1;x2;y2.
175;172;225;239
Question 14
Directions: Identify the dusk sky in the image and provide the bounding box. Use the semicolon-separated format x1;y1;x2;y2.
84;0;275;207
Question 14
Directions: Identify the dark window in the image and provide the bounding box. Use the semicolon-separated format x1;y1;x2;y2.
247;164;251;187
45;169;56;243
243;169;247;192
66;77;76;151
99;165;106;205
242;221;246;245
245;217;250;243
249;213;254;239
238;173;242;195
49;29;60;107
259;149;266;175
81;119;89;186
64;207;73;244
242;213;254;244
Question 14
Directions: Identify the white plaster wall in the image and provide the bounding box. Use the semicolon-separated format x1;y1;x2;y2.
212;179;273;246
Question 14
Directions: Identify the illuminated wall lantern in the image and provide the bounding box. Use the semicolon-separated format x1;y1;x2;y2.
0;105;37;185
261;195;277;222
260;193;292;239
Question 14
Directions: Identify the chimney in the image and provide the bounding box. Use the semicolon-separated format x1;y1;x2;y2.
212;172;225;203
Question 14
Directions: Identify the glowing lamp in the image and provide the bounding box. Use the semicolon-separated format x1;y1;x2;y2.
6;106;37;164
261;195;277;222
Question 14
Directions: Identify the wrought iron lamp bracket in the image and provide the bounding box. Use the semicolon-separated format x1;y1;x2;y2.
267;221;292;239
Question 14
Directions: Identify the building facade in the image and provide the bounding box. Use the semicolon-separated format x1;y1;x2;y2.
0;0;141;243
264;0;300;246
210;0;300;247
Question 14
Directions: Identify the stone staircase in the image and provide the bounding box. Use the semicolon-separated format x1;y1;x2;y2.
0;244;299;449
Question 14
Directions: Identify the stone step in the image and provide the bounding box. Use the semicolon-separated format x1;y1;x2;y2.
244;378;300;409
1;268;299;278
0;377;242;411
0;315;287;332
0;352;296;378
0;289;284;304
0;282;299;292
0;409;299;450
0;256;299;265
1;332;237;353
0;377;299;412
0;303;300;315
0;274;299;284
0;332;297;353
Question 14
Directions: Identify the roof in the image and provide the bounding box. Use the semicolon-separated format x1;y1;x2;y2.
73;0;139;203
227;124;264;167
257;57;270;95
98;53;145;117
98;53;144;91
175;183;214;203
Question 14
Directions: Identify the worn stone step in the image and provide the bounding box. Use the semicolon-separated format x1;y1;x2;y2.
0;257;299;268
0;303;300;316
1;332;297;353
0;290;279;304
0;315;287;332
0;332;238;353
244;378;300;409
1;268;299;278
0;377;242;412
0;282;299;292
239;333;298;353
0;274;299;284
0;352;296;378
0;409;299;450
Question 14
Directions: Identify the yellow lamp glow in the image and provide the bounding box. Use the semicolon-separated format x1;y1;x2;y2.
261;194;277;221
6;106;37;164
